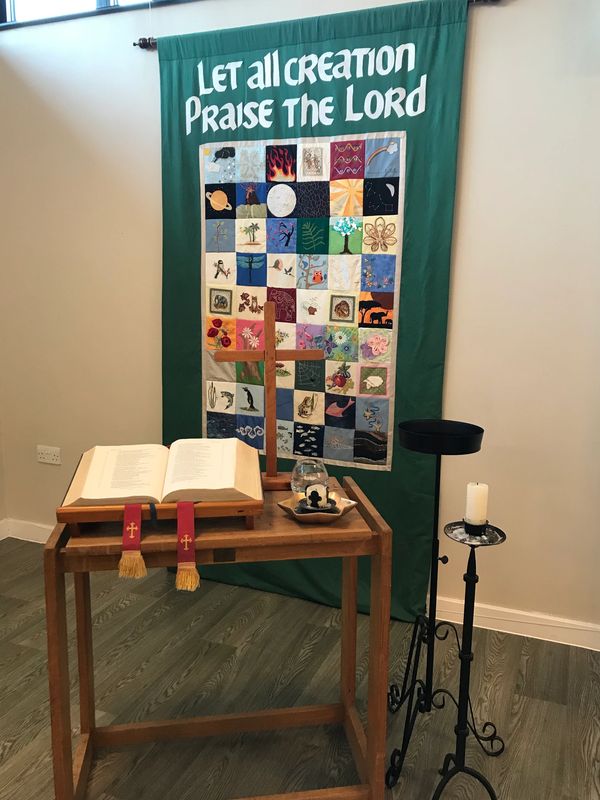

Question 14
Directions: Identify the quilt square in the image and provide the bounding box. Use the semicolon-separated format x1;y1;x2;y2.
266;218;297;253
353;429;388;465
276;388;294;421
363;178;400;216
236;253;267;287
267;287;296;323
205;184;236;219
236;360;264;386
364;137;401;178
266;144;297;182
361;254;396;291
236;415;264;449
329;180;364;217
324;394;356;429
328;255;361;291
362;215;399;255
293;423;324;457
329;217;363;256
295;358;325;391
356;397;390;434
298;143;330;181
276;420;294;455
359;328;393;363
296;255;328;290
294;389;325;425
297;291;328;325
208;286;233;316
323;325;359;362
296;323;326;351
235;286;266;317
207;411;238;439
266;183;298;218
236;319;264;351
236;182;268;218
331;140;365;179
203;145;236;183
206;380;237;415
325;360;358;395
205;220;235;253
235;219;267;253
296;218;330;254
358;292;394;329
236;384;265;416
323;427;354;462
237;144;266;182
267;253;296;287
294;182;330;218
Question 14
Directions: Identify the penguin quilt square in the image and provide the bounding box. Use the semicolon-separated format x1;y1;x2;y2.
200;133;405;470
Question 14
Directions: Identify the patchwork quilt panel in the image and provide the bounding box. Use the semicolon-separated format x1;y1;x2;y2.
200;132;405;470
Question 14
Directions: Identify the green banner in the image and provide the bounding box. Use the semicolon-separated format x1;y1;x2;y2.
159;0;467;620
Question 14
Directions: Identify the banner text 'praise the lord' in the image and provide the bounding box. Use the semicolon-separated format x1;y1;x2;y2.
184;44;427;135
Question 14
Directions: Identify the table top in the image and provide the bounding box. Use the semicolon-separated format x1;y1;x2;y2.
62;479;377;558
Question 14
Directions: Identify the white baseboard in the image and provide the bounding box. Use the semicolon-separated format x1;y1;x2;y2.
0;517;53;544
437;595;600;652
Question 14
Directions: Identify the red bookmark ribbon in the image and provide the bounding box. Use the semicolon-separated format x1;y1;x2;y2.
122;504;142;552
177;502;196;564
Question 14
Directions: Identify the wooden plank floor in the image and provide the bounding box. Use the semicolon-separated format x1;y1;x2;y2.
0;538;598;800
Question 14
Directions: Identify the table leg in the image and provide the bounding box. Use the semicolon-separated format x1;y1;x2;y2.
367;536;392;800
45;545;74;800
341;557;358;708
74;572;96;735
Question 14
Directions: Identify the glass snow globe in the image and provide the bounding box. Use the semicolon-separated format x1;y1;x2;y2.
290;457;329;496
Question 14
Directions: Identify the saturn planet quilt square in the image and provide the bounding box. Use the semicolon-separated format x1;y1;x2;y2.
200;133;406;470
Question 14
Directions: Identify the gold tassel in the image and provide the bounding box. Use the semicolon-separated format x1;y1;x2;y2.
176;562;200;592
118;550;147;579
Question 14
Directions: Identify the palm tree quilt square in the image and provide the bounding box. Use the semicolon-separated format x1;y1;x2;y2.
235;219;267;253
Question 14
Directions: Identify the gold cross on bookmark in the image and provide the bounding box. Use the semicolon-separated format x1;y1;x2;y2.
212;301;325;488
126;521;138;539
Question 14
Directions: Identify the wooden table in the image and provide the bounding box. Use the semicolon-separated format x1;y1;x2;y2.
44;477;392;800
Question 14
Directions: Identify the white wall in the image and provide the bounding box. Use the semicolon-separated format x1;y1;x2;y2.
0;0;598;633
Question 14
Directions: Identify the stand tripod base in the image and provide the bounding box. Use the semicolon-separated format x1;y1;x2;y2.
432;755;497;800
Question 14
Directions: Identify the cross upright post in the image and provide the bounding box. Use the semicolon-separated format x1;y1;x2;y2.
212;301;325;488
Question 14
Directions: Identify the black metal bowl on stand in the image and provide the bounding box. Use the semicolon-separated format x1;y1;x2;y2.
397;419;484;456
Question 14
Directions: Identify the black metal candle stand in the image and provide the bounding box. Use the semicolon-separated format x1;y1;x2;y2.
386;420;505;798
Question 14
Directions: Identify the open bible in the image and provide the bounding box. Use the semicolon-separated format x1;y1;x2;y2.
62;438;263;506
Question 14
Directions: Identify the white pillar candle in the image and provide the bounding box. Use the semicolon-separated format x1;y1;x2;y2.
465;482;488;525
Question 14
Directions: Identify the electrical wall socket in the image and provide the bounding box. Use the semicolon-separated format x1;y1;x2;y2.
37;445;62;466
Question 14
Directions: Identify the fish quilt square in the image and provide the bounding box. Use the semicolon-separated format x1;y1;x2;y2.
200;132;405;470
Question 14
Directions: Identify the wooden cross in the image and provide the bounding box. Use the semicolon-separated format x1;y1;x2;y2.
213;301;325;488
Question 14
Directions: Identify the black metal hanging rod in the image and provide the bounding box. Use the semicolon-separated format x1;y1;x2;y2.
133;0;502;50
